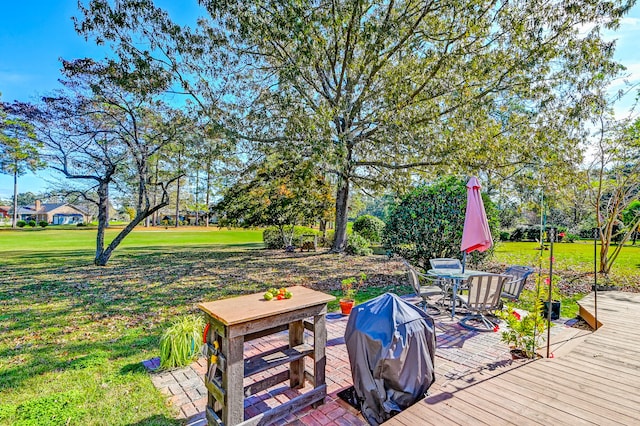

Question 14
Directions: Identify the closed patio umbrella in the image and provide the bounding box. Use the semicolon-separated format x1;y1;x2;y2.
460;176;493;271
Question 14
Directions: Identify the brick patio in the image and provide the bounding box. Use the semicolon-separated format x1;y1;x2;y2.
144;295;578;426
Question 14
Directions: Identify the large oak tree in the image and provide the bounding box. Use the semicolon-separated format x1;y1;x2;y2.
77;0;632;251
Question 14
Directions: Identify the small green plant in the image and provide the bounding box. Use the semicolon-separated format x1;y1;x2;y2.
536;275;563;301
16;220;26;228
28;220;37;227
345;232;372;256
159;314;205;369
341;272;366;301
38;220;48;228
497;301;547;358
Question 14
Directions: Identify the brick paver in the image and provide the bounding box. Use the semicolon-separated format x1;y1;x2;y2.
145;294;575;425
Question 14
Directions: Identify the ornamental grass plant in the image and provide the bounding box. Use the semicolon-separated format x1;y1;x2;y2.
159;314;205;369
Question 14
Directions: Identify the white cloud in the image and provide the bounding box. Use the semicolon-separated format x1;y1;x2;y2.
0;71;30;84
619;17;640;27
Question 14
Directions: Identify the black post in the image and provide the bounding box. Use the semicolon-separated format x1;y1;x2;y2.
593;227;599;331
546;227;556;358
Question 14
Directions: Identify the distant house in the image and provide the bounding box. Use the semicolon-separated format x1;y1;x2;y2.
0;206;11;219
17;200;91;225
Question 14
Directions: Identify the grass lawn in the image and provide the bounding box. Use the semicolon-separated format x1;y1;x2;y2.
0;226;265;252
491;241;640;318
493;240;640;277
2;228;639;425
0;227;407;425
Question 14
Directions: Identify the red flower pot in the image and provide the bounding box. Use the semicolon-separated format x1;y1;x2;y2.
340;299;355;315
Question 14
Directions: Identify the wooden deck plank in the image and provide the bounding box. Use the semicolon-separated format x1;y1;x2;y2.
384;291;640;425
416;391;510;425
470;374;596;425
544;360;640;400
448;380;546;425
503;363;640;424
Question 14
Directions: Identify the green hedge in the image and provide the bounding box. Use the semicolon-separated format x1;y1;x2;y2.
263;226;320;249
383;176;499;270
352;215;385;243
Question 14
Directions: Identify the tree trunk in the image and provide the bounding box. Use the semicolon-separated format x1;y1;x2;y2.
152;156;159;226
195;167;200;226
12;168;18;228
331;175;350;253
599;231;610;275
94;181;109;265
205;158;211;228
175;148;183;228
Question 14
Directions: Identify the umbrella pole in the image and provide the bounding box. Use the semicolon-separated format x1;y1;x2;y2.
462;251;466;273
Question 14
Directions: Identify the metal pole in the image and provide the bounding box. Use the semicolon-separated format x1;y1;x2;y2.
594;227;599;331
546;227;555;358
533;189;545;358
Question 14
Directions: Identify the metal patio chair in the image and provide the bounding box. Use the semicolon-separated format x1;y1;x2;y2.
502;265;535;301
429;258;462;273
403;260;445;316
455;274;509;331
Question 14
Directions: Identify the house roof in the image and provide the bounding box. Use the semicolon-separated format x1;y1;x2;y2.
0;206;11;212
18;203;90;215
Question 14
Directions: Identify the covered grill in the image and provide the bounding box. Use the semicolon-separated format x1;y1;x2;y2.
344;293;436;425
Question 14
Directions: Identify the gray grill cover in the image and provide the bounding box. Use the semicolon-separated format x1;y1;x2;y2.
344;293;436;425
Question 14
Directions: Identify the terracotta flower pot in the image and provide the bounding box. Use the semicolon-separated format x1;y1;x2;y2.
340;299;355;315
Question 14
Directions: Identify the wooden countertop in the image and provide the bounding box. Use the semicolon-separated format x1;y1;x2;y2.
198;286;335;326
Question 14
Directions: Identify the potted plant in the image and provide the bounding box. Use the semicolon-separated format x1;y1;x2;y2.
340;272;366;315
538;275;562;320
496;301;547;359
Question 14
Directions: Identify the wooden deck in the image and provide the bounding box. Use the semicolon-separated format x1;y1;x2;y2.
384;291;640;425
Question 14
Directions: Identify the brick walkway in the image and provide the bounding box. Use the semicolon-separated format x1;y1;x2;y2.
144;296;577;425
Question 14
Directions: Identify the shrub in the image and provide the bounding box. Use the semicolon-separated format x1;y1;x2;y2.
564;233;578;243
510;224;566;242
318;230;335;248
16;220;26;228
352;215;385;243
383;176;499;270
38;221;48;228
345;232;372;256
263;226;320;249
496;302;547;358
159;315;205;369
499;231;510;241
76;222;86;227
28;220;36;227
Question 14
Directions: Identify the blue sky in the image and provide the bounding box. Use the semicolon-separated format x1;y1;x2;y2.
1;2;640;200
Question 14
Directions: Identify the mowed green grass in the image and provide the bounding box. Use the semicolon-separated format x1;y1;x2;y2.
0;227;407;426
493;240;640;280
1;229;638;425
0;226;264;252
0;227;264;426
